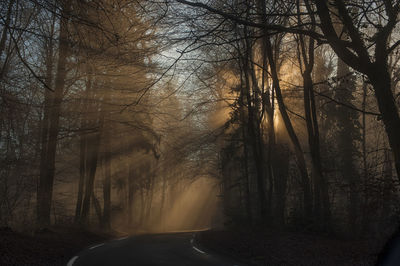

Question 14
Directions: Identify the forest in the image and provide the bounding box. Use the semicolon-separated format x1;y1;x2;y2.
1;0;400;265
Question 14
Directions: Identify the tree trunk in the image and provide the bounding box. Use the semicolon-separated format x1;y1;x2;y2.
265;37;313;219
139;187;145;226
361;80;369;233
0;0;14;76
102;130;112;230
145;182;154;224
303;70;331;229
128;166;135;226
244;62;267;221
37;4;69;228
241;31;267;221
74;129;86;223
255;0;312;219
38;22;55;226
80;127;101;224
368;66;400;181
273;144;289;228
92;191;103;227
240;105;252;223
159;171;167;229
75;69;93;224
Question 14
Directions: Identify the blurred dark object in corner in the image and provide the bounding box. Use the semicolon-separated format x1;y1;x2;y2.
377;229;400;266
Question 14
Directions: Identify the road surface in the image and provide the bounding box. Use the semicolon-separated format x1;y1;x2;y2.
67;232;244;266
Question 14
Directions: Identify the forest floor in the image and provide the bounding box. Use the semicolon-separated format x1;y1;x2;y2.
198;228;386;266
0;226;113;266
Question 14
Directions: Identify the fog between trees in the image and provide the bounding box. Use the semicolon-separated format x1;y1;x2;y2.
0;0;400;238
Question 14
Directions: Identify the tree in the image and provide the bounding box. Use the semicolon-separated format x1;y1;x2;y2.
37;1;70;228
314;1;400;180
295;0;331;228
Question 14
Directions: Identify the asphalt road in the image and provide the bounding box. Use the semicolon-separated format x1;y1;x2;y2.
67;232;244;266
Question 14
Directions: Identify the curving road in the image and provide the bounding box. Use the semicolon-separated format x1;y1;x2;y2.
67;232;244;266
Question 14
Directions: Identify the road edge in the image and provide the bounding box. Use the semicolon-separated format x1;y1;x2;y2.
194;230;255;266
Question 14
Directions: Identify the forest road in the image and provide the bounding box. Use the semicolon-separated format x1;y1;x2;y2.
68;231;244;266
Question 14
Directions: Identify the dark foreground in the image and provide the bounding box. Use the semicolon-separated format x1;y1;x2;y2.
1;226;390;265
0;226;111;266
70;232;242;266
199;229;383;266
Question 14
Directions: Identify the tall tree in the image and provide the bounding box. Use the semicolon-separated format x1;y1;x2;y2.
37;1;70;228
335;56;361;233
296;0;331;229
314;1;400;180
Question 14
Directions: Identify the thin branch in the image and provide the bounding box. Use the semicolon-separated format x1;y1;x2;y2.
175;0;325;40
